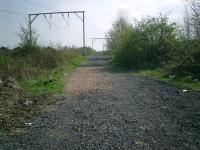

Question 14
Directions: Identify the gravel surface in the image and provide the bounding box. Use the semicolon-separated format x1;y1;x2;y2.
1;56;200;150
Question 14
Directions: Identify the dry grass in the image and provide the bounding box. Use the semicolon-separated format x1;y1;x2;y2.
0;46;90;134
0;77;59;134
0;47;81;79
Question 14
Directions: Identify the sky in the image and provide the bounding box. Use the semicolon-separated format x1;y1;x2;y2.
0;0;185;50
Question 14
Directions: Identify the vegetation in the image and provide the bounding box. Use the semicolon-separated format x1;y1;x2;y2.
106;0;200;90
0;24;92;133
16;25;38;51
0;24;93;94
19;55;85;95
136;69;200;91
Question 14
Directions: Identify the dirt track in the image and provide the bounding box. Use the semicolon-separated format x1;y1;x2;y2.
1;56;200;150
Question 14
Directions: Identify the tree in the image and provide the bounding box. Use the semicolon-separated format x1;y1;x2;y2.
184;7;191;39
106;12;138;67
134;15;176;62
185;0;200;39
16;24;38;51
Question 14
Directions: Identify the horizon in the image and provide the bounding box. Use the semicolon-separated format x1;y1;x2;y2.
0;0;185;50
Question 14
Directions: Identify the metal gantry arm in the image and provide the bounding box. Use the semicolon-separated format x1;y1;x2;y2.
28;11;85;55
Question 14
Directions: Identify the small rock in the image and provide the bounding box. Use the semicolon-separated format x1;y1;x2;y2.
136;140;145;145
169;75;176;79
23;100;33;106
139;126;145;131
186;76;192;79
0;79;3;87
64;74;68;76
193;79;199;82
182;89;188;93
3;77;22;90
25;122;32;126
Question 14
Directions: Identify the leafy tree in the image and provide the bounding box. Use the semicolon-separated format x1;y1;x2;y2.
184;0;200;39
107;13;177;68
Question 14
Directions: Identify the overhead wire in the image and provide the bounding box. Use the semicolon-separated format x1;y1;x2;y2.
43;14;51;28
17;0;83;36
48;22;82;38
61;13;70;27
0;9;26;16
0;16;21;24
37;12;83;37
0;0;35;12
3;0;88;46
38;16;82;39
20;0;57;11
17;0;87;36
39;26;78;46
1;0;96;32
0;0;86;47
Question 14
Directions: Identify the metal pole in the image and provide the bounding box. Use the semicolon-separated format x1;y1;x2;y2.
29;11;84;16
83;11;85;55
28;14;32;46
92;38;93;50
92;38;95;54
28;11;86;51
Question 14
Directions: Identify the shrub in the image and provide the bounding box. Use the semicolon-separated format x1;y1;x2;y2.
16;24;39;53
107;13;177;69
171;39;200;78
0;47;84;80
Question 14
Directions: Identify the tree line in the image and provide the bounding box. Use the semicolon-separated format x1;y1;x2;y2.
106;0;200;79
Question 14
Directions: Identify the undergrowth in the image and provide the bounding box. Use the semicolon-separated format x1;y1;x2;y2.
0;46;89;134
19;55;85;95
135;68;200;91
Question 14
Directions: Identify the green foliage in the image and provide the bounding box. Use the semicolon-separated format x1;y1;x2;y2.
107;11;200;81
168;0;200;79
0;23;91;94
136;15;176;62
16;25;38;51
19;55;85;95
0;47;84;80
0;44;86;133
136;68;200;91
170;39;200;78
107;14;177;68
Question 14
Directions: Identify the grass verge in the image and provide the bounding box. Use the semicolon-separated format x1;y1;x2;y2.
18;55;85;95
0;55;85;135
135;68;200;91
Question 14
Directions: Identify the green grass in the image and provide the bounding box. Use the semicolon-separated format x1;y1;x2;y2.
19;56;85;95
135;68;200;91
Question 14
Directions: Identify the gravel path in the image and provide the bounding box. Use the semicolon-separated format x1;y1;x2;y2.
1;56;200;150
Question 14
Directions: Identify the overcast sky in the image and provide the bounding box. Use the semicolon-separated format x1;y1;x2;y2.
0;0;185;50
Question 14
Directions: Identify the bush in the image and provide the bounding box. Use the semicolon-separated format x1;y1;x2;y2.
0;47;84;80
16;25;39;53
106;10;200;79
170;39;200;78
107;13;177;69
112;31;144;68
